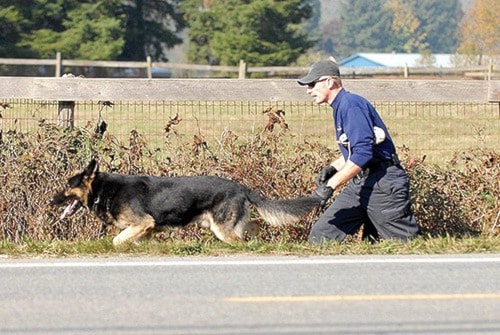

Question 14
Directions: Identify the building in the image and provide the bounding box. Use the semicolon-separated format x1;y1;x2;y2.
339;53;454;68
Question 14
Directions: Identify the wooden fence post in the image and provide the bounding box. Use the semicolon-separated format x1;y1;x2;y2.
488;58;493;81
57;73;77;129
403;64;409;78
146;56;152;79
55;52;62;77
57;100;75;129
238;60;247;79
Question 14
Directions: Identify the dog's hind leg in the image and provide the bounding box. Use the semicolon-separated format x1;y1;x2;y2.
234;219;260;240
112;215;155;246
210;197;256;243
195;212;237;243
209;221;241;244
193;211;240;243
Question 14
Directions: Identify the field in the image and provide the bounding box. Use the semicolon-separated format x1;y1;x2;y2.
1;99;498;166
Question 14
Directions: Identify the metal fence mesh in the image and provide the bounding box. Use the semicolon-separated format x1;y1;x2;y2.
1;99;498;165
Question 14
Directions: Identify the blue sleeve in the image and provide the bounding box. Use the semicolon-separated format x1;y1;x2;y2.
342;106;374;168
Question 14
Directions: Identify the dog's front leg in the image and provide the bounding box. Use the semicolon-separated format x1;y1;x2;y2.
112;216;155;245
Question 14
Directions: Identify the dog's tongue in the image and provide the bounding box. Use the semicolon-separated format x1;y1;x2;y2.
60;200;79;220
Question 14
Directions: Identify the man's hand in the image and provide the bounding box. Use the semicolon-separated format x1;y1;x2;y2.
316;165;337;186
313;184;334;207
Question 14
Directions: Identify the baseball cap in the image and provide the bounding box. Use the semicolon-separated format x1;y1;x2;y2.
297;59;340;85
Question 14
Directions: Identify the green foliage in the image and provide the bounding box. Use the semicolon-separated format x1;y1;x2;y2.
333;0;463;57
2;0;184;61
0;0;473;64
335;0;394;57
181;0;314;66
411;0;463;53
0;5;21;57
27;3;124;59
386;0;429;53
119;0;186;61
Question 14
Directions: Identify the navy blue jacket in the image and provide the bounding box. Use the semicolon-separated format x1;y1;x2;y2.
331;88;396;168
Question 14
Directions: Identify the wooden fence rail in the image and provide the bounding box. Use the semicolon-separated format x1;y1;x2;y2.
0;77;498;103
0;53;497;79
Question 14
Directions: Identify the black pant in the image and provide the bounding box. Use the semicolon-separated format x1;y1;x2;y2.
309;164;420;243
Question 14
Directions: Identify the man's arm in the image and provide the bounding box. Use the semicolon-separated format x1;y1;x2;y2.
330;156;346;171
326;158;362;190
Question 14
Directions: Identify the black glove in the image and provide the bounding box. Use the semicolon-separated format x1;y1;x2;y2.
316;165;337;186
313;184;334;207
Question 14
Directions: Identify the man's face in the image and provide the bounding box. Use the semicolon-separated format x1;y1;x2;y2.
306;76;331;104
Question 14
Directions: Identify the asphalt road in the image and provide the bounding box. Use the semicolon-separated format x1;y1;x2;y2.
0;254;499;335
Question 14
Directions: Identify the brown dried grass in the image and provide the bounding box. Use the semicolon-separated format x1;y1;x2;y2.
0;115;498;244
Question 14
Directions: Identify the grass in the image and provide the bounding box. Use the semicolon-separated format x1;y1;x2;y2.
1;235;499;258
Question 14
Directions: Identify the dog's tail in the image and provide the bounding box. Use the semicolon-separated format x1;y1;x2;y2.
246;190;321;226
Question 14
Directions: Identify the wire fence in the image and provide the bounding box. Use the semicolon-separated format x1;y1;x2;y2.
1;98;498;165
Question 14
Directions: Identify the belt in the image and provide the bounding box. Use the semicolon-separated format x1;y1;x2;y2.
356;154;401;179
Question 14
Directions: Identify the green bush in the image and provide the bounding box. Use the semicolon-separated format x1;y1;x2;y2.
0;120;498;244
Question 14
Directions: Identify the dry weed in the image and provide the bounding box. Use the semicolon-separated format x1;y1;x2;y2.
1;115;498;244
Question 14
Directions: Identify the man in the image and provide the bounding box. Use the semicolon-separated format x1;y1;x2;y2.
298;58;421;243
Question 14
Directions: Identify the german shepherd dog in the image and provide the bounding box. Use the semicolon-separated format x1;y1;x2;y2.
50;159;322;245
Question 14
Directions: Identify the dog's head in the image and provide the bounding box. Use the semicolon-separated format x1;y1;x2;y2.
50;159;99;219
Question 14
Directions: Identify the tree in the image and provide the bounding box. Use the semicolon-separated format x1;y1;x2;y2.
458;0;500;64
0;0;56;57
0;3;27;57
26;1;125;60
119;0;186;61
410;0;462;53
2;0;185;61
181;0;221;64
181;0;314;66
386;0;429;53
335;0;394;58
333;0;462;57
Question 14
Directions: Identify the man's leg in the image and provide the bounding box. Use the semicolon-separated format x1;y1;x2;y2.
366;165;421;241
309;183;367;243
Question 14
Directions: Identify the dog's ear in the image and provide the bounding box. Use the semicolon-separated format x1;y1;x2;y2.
84;159;99;178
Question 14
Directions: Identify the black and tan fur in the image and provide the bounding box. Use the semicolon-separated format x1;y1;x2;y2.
50;159;321;245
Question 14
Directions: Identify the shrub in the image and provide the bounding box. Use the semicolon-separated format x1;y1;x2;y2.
403;147;499;237
0;120;498;244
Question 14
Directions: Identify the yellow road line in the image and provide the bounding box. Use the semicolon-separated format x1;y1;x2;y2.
226;293;500;303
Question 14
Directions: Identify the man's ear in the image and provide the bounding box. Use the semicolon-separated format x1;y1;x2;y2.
327;78;333;89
